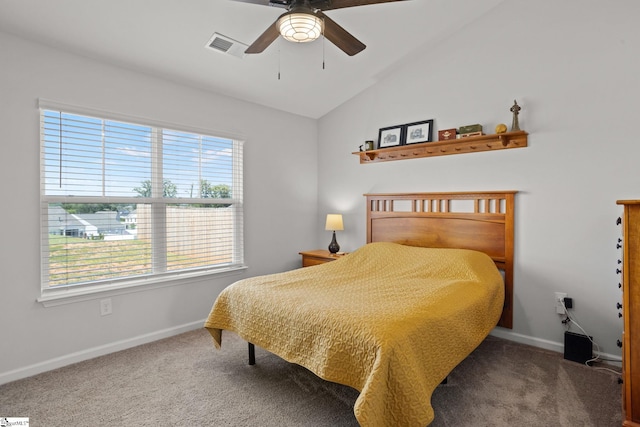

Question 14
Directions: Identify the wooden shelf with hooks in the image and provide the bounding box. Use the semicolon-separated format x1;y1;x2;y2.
352;130;528;164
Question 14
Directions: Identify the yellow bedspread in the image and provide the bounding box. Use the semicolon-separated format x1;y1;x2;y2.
204;242;504;426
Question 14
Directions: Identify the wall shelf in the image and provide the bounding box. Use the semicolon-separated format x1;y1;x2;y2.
352;130;528;164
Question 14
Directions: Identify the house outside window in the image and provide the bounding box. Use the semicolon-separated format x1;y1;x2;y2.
39;101;244;302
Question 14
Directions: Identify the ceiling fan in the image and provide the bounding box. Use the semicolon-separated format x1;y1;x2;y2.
230;0;408;56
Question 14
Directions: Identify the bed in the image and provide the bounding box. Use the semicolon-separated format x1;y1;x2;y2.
204;191;516;426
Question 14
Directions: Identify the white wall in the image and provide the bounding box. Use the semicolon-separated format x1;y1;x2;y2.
317;0;640;358
0;32;318;383
3;0;637;384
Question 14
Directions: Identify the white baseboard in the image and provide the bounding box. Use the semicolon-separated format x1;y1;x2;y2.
490;328;564;352
0;319;206;386
490;328;622;365
2;322;621;386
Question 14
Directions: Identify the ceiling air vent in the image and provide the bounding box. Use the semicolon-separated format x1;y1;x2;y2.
205;33;248;59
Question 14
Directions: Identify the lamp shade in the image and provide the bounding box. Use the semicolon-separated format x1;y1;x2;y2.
277;12;323;43
325;214;344;231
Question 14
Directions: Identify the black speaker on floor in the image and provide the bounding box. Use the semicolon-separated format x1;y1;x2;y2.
564;331;593;364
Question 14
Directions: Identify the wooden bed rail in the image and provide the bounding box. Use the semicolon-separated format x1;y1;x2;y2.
366;191;514;214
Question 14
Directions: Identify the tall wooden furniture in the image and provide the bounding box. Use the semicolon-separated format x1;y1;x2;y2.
617;200;640;427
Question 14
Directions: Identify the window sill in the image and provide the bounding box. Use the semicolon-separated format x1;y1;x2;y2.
37;265;248;307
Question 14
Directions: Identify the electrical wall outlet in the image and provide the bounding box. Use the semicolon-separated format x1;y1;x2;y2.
555;292;567;314
100;298;113;316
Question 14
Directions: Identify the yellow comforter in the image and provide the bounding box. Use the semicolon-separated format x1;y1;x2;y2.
204;242;504;426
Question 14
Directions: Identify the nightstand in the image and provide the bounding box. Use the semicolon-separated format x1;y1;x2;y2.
299;250;345;267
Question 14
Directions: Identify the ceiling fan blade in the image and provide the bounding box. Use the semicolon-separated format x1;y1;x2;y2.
228;0;270;5
320;12;366;56
321;0;407;11
227;0;288;8
245;22;280;54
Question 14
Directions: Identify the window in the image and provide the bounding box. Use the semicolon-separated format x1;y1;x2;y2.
39;102;244;300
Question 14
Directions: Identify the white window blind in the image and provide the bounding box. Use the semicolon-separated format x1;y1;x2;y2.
40;104;244;294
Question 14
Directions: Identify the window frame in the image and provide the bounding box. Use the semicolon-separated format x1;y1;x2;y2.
37;99;246;306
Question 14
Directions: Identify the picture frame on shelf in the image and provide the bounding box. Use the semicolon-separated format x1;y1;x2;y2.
378;125;404;149
404;119;434;145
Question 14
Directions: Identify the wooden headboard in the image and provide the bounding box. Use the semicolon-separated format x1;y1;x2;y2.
365;191;516;329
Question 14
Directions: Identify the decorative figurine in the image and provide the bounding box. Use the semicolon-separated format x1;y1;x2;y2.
510;100;521;131
495;123;507;134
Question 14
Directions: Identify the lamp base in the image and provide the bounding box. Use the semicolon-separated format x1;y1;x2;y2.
328;231;340;254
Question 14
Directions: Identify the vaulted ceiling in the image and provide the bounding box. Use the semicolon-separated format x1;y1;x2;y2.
0;0;505;118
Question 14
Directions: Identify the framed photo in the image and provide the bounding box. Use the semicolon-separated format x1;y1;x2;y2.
378;125;404;149
404;119;434;145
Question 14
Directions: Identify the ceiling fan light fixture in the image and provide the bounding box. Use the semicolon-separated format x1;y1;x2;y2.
277;12;323;43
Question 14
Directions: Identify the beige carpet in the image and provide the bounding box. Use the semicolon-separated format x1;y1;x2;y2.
0;329;622;426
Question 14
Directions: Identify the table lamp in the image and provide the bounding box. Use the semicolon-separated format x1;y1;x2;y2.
325;214;344;254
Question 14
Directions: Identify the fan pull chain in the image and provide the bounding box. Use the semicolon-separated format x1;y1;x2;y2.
322;17;326;70
278;45;281;80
